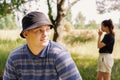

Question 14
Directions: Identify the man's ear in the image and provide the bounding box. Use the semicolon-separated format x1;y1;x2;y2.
22;31;28;38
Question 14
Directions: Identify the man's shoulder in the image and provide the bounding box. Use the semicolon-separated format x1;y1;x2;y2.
9;44;27;59
50;41;66;49
11;44;26;53
49;41;67;53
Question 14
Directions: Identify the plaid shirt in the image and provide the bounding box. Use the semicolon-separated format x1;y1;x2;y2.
3;41;82;80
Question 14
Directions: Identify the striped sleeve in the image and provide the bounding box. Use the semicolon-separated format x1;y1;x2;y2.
55;50;82;80
3;56;17;80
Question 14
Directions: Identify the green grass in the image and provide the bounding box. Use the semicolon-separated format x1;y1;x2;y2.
71;53;97;80
0;29;120;79
0;38;25;77
64;29;120;80
1;39;120;80
0;51;9;77
71;53;120;80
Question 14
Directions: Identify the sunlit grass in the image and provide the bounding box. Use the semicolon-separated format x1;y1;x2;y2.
67;41;98;58
0;30;21;40
0;51;9;77
63;29;120;79
71;53;97;80
0;29;120;79
0;38;25;77
71;53;120;80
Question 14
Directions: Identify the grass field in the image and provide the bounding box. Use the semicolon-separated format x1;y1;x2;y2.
0;29;120;80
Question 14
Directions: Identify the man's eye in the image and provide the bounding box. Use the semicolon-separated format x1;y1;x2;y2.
37;29;42;32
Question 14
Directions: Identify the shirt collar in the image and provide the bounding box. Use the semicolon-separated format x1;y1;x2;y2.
25;41;50;59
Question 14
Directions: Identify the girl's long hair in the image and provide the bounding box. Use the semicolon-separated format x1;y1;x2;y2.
102;19;115;36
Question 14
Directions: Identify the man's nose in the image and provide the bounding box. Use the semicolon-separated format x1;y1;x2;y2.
42;31;48;36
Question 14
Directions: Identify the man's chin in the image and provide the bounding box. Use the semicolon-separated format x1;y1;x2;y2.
41;41;49;46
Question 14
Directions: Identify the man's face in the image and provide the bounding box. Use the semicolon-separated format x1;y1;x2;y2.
24;25;51;47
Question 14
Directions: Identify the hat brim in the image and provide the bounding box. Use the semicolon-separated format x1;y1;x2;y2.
20;22;54;38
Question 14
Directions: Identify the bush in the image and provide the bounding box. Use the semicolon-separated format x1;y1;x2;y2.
64;21;74;32
64;29;97;45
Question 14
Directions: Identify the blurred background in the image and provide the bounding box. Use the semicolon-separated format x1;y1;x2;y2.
0;0;120;80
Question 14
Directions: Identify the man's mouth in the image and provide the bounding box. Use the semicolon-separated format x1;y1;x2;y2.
41;39;48;42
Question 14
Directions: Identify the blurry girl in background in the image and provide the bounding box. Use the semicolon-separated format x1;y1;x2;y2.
97;19;115;80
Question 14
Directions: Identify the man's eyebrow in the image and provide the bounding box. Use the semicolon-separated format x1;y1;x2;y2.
34;27;42;30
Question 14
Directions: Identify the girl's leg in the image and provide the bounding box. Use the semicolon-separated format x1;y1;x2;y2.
97;71;103;80
103;72;111;80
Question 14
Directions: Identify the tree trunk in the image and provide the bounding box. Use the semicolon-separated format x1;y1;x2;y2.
47;0;80;42
53;14;65;42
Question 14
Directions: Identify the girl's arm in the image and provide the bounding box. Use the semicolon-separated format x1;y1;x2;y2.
97;29;106;48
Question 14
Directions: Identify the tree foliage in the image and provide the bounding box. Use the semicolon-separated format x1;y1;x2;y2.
65;9;72;23
0;0;25;17
0;0;80;42
96;0;120;14
0;14;17;29
74;12;86;29
85;20;98;29
118;19;120;29
47;0;80;42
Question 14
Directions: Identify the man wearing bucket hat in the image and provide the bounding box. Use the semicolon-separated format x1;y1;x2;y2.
3;11;82;80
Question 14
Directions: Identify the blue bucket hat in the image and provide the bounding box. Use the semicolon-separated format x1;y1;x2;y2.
20;11;54;38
